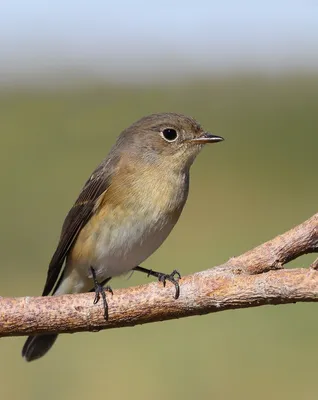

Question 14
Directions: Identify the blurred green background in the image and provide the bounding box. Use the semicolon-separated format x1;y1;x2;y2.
1;74;318;399
1;1;318;398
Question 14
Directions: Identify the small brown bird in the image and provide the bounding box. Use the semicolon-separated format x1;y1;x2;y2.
22;112;223;361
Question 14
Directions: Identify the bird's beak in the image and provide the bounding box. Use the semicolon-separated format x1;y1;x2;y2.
188;132;224;144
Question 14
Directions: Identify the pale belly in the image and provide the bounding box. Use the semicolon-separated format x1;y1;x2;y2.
93;216;175;279
55;168;188;295
56;214;176;294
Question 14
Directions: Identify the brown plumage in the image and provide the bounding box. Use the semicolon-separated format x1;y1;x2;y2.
22;112;224;361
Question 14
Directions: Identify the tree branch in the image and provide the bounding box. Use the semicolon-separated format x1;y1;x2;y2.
1;213;318;337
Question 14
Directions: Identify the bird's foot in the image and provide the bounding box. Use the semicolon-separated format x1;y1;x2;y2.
157;269;181;299
90;267;113;320
133;266;181;299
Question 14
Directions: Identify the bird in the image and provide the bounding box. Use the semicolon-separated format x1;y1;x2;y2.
22;112;224;361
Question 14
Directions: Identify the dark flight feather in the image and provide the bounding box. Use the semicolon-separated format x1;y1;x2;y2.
42;160;116;296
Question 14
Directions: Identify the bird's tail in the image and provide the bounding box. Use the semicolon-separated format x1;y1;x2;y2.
22;334;58;362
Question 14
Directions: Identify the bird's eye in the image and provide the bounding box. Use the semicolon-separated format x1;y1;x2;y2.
160;128;178;142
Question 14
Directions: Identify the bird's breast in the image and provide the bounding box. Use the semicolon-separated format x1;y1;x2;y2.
69;168;189;281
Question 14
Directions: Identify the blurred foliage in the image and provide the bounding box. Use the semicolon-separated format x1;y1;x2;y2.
1;74;318;400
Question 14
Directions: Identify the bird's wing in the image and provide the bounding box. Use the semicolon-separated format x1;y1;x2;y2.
42;161;115;296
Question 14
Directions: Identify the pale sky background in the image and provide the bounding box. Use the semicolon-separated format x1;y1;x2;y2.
0;1;317;84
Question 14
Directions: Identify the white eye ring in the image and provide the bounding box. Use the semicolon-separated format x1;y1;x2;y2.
160;128;178;142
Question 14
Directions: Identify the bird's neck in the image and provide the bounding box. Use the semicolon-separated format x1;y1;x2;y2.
102;157;190;221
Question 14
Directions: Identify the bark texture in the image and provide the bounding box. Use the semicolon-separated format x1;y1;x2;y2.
1;213;318;337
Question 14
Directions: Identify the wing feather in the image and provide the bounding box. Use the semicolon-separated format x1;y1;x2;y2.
42;161;115;296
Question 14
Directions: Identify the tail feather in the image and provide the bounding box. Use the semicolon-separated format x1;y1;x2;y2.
22;334;58;362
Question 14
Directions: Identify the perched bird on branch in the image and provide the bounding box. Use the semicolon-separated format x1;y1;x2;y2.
22;112;223;361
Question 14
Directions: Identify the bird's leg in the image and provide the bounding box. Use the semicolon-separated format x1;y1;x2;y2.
133;266;181;299
90;267;113;320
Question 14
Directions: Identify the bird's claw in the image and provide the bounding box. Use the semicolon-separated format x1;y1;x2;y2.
158;269;181;299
